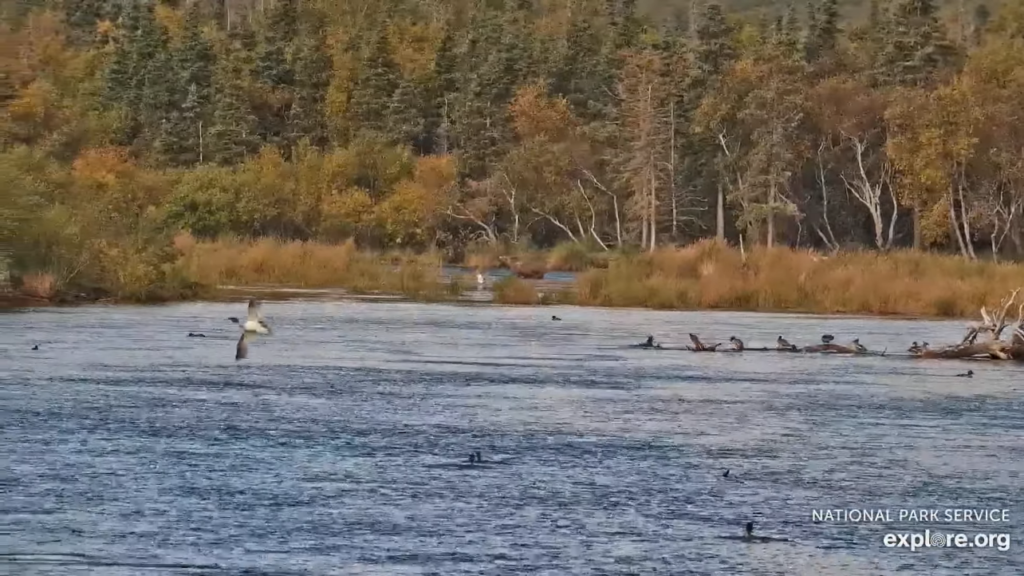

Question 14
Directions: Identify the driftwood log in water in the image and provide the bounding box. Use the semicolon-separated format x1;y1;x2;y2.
675;338;884;355
672;289;1024;361
912;288;1024;361
802;343;884;355
686;333;721;351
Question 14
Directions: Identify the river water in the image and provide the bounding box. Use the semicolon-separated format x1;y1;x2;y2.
1;301;1021;575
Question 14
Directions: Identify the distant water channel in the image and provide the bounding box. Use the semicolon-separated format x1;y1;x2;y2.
1;302;1022;575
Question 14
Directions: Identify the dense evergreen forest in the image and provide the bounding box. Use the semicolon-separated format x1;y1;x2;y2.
2;0;1024;296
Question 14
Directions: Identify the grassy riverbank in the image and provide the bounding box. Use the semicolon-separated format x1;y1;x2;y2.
4;238;1024;318
572;241;1024;318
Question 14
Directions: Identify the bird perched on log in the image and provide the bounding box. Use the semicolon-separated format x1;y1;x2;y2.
908;341;922;354
776;335;796;351
821;334;835;344
634;335;662;349
851;338;867;353
729;336;744;351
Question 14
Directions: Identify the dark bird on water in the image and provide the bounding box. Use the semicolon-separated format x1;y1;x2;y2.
636;335;662;349
821;334;835;344
723;469;730;478
188;332;206;338
729;336;744;351
235;332;250;361
552;315;562;321
739;521;790;543
468;453;476;464
31;344;39;350
956;370;974;378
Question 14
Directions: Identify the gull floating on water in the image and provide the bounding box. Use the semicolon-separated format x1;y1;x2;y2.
228;299;271;335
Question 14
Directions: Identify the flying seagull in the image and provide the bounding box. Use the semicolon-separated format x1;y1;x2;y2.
235;332;250;361
228;299;271;335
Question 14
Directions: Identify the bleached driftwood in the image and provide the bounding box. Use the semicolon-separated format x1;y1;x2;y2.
914;288;1024;361
686;333;722;352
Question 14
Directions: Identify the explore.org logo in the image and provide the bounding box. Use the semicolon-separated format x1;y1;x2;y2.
884;529;1011;552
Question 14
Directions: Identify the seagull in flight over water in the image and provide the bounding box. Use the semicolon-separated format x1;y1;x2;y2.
228;299;272;335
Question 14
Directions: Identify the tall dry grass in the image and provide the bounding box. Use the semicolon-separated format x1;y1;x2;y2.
175;234;455;299
173;234;1024;318
575;239;1024;318
16;272;58;299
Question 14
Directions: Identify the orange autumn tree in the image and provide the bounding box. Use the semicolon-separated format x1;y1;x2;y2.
375;154;457;247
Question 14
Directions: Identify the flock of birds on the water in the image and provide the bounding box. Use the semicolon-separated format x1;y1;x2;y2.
631;333;975;378
20;296;984;543
184;299;978;382
28;297;981;385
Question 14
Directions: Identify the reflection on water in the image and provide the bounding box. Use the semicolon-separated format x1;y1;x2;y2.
1;302;1022;575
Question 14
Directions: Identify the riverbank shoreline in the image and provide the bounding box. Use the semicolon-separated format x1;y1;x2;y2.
0;283;993;323
6;239;1024;320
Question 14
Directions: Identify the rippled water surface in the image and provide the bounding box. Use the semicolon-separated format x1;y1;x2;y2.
1;301;1022;575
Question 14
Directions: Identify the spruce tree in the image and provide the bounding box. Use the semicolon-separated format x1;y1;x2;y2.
288;31;331;149
695;4;736;80
347;25;400;139
104;0;172;147
207;53;260;165
551;10;616;121
62;0;107;46
428;26;460;154
387;76;428;152
177;1;214;107
877;0;961;87
156;83;203;166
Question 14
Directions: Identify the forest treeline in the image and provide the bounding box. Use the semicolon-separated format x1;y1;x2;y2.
1;0;1024;300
